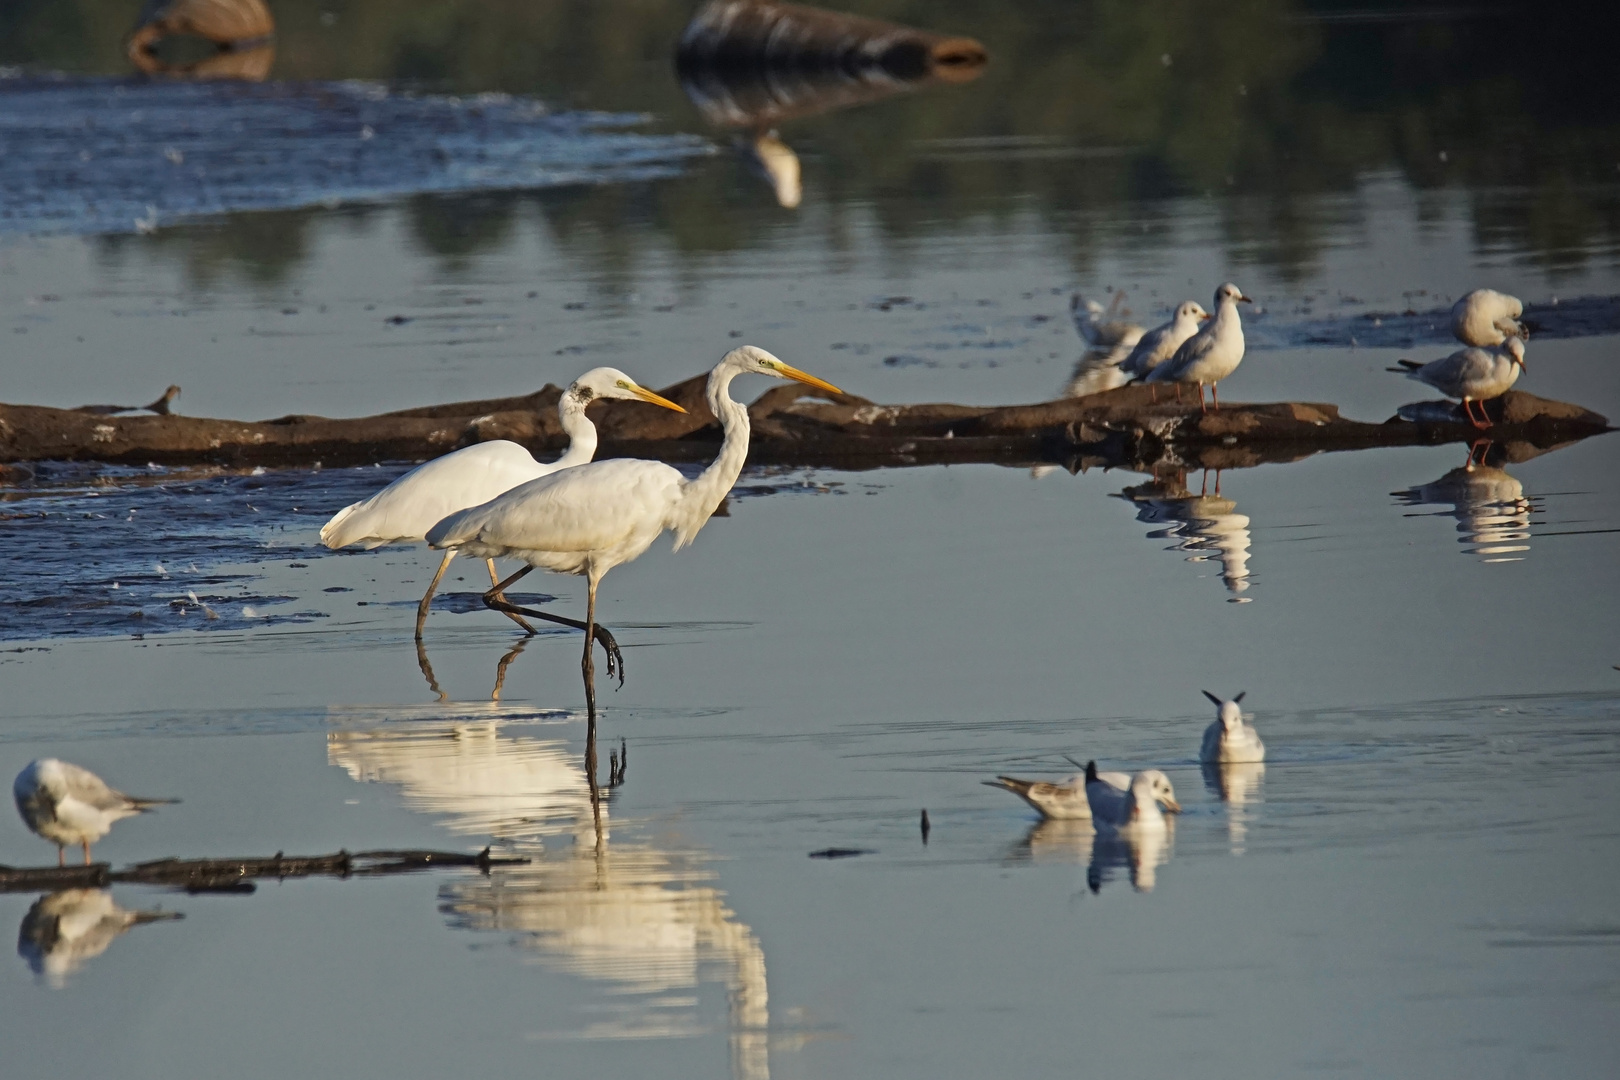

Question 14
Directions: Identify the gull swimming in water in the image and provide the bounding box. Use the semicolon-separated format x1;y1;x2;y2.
1145;283;1252;411
1451;288;1525;346
320;367;686;637
1121;300;1210;390
18;889;182;988
1199;690;1265;763
1071;292;1145;352
13;759;178;866
1388;337;1525;429
1084;761;1181;831
984;759;1130;820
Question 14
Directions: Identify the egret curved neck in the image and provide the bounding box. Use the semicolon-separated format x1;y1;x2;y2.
671;366;751;544
552;394;599;469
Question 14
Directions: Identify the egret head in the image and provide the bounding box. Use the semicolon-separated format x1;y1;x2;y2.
1177;301;1211;323
1216;282;1253;306
566;367;686;412
1132;769;1181;814
723;346;844;395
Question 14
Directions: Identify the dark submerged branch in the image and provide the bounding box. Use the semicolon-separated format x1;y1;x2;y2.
0;847;527;894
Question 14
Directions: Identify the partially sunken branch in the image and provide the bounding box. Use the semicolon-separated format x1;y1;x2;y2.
0;848;527;894
0;378;1606;472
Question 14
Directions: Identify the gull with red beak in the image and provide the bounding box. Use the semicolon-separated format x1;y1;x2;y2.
1388;336;1526;429
1084;761;1181;831
1199;690;1266;764
1145;282;1253;412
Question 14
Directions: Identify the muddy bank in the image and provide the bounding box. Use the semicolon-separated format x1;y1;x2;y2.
0;378;1608;471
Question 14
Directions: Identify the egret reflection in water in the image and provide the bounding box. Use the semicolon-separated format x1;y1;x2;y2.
1393;444;1537;563
17;889;182;989
327;657;775;1078
1116;473;1255;601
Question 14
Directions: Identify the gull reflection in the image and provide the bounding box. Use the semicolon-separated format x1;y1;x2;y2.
1006;818;1094;865
1393;445;1535;563
1117;473;1255;601
328;661;773;1078
1202;762;1266;856
17;889;182;988
676;0;986;207
1086;820;1174;894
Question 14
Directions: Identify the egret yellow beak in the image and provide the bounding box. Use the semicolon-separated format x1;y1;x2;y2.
775;362;844;396
630;385;688;413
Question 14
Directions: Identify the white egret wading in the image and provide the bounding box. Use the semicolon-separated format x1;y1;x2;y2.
14;759;178;866
426;347;844;684
1199;690;1265;763
320;368;685;637
1388;337;1525;429
1451;288;1525;346
1084;761;1181;831
1145;282;1252;412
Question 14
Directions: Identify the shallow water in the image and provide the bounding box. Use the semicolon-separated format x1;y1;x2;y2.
3;2;1620;1077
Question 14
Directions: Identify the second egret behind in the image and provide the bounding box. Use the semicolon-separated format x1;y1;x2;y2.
427;346;844;684
321;367;685;637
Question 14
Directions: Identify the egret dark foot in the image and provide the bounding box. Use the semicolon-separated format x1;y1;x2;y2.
483;595;625;686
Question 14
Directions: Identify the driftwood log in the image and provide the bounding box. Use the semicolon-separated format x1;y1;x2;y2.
0;376;1607;473
0;848;527;894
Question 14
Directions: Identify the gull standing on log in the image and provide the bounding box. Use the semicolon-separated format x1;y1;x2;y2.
1145;283;1252;412
427;346;844;684
1121;300;1210;392
1451;288;1525;346
320;368;686;638
1198;690;1265;763
1387;337;1525;429
14;759;178;866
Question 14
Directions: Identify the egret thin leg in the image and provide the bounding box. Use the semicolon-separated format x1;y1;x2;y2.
486;558;535;634
482;566;624;684
415;550;455;639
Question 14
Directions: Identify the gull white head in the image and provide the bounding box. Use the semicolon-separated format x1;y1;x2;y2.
1177;300;1211;324
564;367;687;412
1132;769;1181;816
1503;336;1527;368
1214;282;1253;307
1203;689;1248;731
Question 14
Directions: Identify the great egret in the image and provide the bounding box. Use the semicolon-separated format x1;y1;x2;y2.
320;367;685;637
1071;292;1145;351
14;759;178;866
1387;337;1525;429
1451;288;1525;346
1121;301;1210;397
1199;690;1265;764
1145;283;1252;411
426;346;844;683
1083;762;1180;830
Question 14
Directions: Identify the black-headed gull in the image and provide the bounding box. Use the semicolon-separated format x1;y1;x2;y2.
1450;288;1525;346
1084;761;1181;831
1144;282;1252;412
985;760;1129;821
13;759;178;866
1071;292;1145;351
1199;690;1265;763
1121;300;1210;387
1388;337;1525;428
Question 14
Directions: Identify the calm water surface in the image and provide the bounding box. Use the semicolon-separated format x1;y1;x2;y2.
2;3;1618;1078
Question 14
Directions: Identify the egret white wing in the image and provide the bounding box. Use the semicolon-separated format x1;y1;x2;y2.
322;441;548;548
